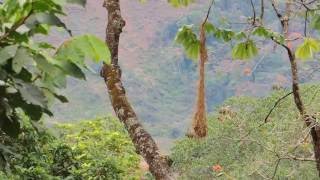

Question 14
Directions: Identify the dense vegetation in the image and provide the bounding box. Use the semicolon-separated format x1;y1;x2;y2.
172;85;320;179
0;116;141;179
1;0;320;179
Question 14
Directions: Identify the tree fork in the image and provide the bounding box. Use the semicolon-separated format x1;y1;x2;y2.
101;0;174;179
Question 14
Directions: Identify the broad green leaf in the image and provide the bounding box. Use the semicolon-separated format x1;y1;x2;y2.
204;22;216;34
253;27;270;37
0;45;18;64
186;41;200;60
295;38;320;60
25;13;72;35
175;25;200;60
34;54;60;75
54;60;86;79
235;32;247;40
14;79;48;108
252;27;285;44
12;47;33;73
232;40;258;60
56;34;111;64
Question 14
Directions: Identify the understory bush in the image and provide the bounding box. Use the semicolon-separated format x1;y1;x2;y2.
0;116;141;179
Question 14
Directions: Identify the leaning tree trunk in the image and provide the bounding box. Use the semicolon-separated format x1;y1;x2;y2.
282;1;320;176
189;22;208;138
100;0;173;179
286;46;320;177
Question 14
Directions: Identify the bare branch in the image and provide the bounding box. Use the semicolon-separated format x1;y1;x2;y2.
250;0;257;25
264;92;293;123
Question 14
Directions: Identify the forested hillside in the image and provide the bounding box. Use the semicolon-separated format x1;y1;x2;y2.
51;0;320;149
1;0;320;179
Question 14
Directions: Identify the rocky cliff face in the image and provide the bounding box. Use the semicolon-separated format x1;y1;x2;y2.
49;0;320;151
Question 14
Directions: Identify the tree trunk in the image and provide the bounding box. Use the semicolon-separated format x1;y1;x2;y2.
286;47;320;176
189;23;208;138
282;1;320;176
101;0;174;179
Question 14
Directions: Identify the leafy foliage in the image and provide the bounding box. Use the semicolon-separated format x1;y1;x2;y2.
171;85;320;179
0;0;110;138
295;38;320;60
232;40;258;60
55;117;142;179
175;25;200;60
0;116;141;179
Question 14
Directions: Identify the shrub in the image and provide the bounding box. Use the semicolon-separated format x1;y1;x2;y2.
0;116;141;179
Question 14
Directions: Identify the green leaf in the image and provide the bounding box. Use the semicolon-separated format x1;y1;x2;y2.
168;0;195;7
295;38;320;60
232;40;258;60
14;79;48;108
186;41;200;60
56;34;111;64
235;32;247;40
34;54;60;75
25;13;72;35
0;45;18;65
55;60;86;80
175;25;200;60
204;22;216;34
12;47;33;73
252;27;270;38
53;93;68;103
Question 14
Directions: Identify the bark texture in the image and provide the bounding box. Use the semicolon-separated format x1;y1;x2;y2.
190;23;208;138
287;47;320;176
188;1;214;138
101;0;174;179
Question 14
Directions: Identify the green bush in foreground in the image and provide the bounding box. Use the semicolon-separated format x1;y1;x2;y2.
171;84;320;179
55;117;142;180
0;116;141;179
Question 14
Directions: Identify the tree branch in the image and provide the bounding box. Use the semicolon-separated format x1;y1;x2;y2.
0;10;33;42
264;91;293;123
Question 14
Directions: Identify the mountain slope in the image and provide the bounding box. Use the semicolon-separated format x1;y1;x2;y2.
48;0;320;151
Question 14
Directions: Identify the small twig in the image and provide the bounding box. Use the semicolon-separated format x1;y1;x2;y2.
260;0;264;22
271;158;281;179
250;0;257;25
264;92;293;123
270;0;282;19
281;155;315;162
203;0;215;24
304;10;308;37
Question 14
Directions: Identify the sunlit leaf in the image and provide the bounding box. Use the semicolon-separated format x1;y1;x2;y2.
232;40;258;60
56;34;111;64
175;25;200;60
168;0;195;7
295;38;320;60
